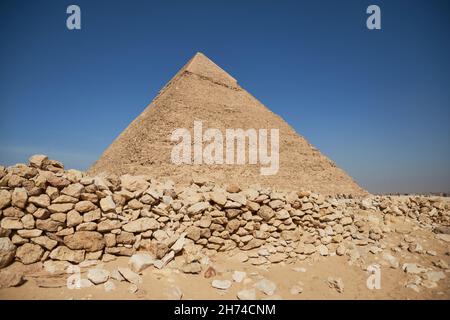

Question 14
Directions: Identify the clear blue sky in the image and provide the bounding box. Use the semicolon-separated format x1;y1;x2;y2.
0;0;449;194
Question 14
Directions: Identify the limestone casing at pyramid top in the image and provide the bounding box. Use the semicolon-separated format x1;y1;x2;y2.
164;52;238;90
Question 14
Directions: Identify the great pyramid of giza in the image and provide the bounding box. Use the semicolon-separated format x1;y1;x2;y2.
89;52;366;196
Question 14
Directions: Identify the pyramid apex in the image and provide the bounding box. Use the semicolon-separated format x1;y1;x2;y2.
183;52;237;87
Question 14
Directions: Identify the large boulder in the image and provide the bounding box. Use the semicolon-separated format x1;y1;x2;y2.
61;183;84;198
1;218;23;230
64;231;105;252
46;175;71;188
66;210;83;227
16;243;44;265
74;201;97;213
257;205;275;221
28;194;50;208
120;175;149;193
29;154;48;169
99;196;116;212
35;218;63;232
0;190;11;209
97;219;122;232
0;238;16;269
11;188;28;209
186;226;201;241
187;202;209;215
49;246;85;263
31;236;58;251
210;191;227;206
3;207;24;218
0;270;24;289
48;203;74;213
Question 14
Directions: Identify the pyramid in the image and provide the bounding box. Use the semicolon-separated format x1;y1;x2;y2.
89;52;366;196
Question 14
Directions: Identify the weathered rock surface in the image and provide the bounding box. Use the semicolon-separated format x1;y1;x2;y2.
122;218;159;233
87;268;110;284
0;270;24;288
0;155;449;286
16;243;44;265
0;237;16;268
129;253;154;273
117;267;142;285
64;231;105;252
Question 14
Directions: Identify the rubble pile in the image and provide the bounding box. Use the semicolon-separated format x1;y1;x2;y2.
0;155;448;274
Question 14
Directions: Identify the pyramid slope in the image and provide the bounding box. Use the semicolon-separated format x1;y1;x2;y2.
89;53;367;196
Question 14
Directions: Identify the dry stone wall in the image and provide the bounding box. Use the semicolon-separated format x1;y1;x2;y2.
0;155;449;270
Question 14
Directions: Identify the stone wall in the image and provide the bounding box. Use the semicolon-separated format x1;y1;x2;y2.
0;155;449;270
